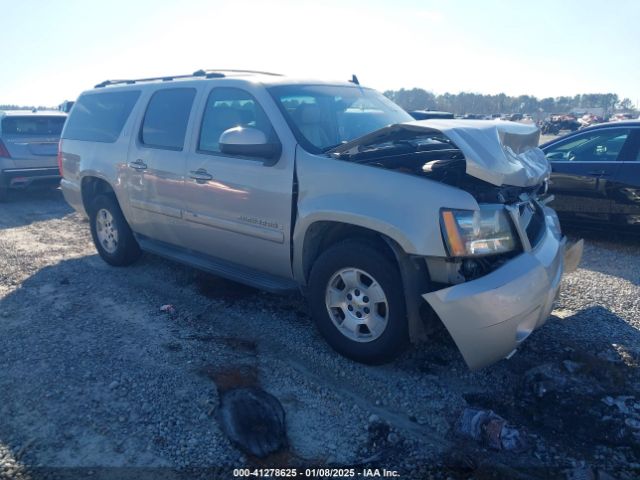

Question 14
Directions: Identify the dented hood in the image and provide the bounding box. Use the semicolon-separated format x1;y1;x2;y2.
331;120;551;188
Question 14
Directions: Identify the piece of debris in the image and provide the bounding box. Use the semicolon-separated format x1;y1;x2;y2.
217;387;287;458
367;417;391;449
160;304;178;319
524;363;568;398
601;395;634;415
565;466;596;480
562;360;583;374
625;418;640;430
552;309;575;319
458;408;528;452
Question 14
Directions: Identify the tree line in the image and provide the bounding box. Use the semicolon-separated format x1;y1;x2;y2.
383;89;636;116
3;91;637;117
0;104;55;111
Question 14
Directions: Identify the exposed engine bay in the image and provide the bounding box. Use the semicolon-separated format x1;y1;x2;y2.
330;131;546;204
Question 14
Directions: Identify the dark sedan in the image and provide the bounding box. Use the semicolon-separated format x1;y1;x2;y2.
540;121;640;228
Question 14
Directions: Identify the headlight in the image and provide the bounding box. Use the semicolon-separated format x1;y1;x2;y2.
440;206;517;256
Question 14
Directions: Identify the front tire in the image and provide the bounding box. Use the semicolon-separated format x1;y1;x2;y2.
89;194;141;266
308;240;408;364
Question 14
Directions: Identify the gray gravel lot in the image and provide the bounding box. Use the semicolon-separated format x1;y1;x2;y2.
0;189;639;479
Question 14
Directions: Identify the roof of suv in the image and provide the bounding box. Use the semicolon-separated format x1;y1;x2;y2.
90;69;360;91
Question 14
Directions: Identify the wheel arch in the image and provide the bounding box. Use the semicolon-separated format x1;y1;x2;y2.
81;175;116;215
297;220;432;343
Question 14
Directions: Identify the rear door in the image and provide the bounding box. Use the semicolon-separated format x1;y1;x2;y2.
545;127;631;223
610;127;640;226
126;87;198;245
0;115;65;168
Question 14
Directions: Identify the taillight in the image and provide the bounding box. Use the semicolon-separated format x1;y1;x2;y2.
57;140;63;176
0;139;10;158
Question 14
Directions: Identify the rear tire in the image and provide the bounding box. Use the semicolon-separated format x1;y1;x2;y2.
308;240;408;364
89;194;141;266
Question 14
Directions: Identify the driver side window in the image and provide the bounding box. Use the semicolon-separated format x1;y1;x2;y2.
545;129;630;162
198;87;277;154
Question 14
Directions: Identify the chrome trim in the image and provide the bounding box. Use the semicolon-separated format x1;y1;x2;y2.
541;195;555;205
2;167;60;173
505;198;545;252
129;199;182;219
506;203;532;252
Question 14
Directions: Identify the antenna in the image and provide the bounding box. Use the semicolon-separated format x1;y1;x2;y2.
350;74;360;85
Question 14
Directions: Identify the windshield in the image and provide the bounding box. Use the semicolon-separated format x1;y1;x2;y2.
268;84;413;153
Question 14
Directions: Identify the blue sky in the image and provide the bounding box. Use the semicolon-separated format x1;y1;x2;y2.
1;0;638;106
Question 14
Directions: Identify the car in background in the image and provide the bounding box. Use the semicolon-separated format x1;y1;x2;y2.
548;114;580;132
0;110;67;201
540;121;640;228
409;110;454;120
610;113;635;122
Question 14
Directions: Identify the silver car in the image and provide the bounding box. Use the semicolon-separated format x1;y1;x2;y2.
0;110;66;200
60;70;582;369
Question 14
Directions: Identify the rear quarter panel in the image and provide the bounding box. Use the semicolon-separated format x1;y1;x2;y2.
60;96;143;221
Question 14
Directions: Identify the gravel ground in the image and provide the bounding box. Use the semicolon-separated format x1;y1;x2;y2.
0;189;638;480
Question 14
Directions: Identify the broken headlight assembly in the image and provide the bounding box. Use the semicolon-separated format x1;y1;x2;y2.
440;205;517;257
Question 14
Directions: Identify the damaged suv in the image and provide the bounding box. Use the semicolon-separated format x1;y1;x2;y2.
60;70;582;369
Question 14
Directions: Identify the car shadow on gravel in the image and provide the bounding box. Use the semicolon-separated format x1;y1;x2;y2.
0;188;73;230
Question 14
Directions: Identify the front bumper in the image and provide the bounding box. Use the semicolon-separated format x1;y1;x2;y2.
424;225;580;370
1;167;60;189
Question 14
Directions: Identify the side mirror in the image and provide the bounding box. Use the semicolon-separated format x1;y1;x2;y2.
219;127;281;160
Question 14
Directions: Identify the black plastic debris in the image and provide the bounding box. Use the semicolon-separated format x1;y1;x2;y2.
218;386;287;458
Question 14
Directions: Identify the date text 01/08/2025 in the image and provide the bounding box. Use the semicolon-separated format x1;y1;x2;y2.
232;468;401;477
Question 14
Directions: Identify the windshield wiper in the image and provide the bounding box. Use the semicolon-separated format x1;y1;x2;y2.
322;142;346;154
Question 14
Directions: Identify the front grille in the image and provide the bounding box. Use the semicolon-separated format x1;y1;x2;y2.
511;199;546;250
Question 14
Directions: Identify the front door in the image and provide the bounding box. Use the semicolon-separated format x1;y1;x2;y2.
546;127;631;223
182;86;295;279
127;87;197;245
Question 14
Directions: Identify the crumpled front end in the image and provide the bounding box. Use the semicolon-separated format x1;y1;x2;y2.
424;205;582;370
329;119;552;189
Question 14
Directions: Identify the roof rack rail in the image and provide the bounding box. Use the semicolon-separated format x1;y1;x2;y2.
94;69;282;88
199;69;283;77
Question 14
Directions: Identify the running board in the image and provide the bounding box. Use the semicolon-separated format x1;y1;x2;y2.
136;235;299;294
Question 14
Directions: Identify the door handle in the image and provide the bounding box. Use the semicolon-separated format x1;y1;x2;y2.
128;159;147;171
189;168;213;183
587;170;609;177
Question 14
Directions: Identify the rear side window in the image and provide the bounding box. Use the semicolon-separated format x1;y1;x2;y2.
140;88;196;150
63;90;141;143
1;116;66;136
